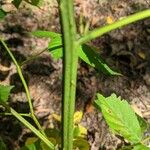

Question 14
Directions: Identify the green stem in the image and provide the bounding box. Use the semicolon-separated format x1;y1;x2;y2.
59;0;78;149
1;103;54;149
21;48;47;66
78;9;150;44
141;136;150;144
0;112;31;117
0;38;45;135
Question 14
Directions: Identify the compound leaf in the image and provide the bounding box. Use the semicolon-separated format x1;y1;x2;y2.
94;93;142;143
0;85;14;102
31;30;121;75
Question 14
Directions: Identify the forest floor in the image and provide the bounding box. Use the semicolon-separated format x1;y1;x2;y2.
0;0;150;149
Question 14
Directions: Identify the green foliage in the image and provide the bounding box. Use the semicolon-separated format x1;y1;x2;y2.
73;138;90;150
94;93;150;149
0;137;7;150
133;144;150;150
0;9;7;20
78;44;121;75
31;30;61;38
0;85;14;102
136;114;149;133
12;0;22;8
1;1;150;150
94;93;142;143
31;30;121;75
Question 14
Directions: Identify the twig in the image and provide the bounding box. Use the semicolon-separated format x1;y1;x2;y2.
0;38;45;136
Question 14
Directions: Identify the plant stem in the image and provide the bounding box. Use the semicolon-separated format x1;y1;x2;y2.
1;103;54;149
78;9;150;44
141;136;150;144
59;0;78;149
0;38;45;135
21;48;47;66
0;112;31;117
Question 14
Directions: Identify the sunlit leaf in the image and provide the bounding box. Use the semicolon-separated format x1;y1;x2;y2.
48;36;62;59
52;114;61;122
0;85;14;102
74;111;83;124
74;125;87;138
133;144;150;150
31;30;60;38
31;30;121;75
94;93;142;143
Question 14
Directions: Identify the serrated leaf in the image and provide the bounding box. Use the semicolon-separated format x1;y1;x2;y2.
74;111;83;124
94;93;142;143
133;144;150;150
12;0;22;8
136;114;148;133
49;43;119;75
0;9;7;20
31;30;61;38
31;30;120;75
79;44;121;75
0;85;14;102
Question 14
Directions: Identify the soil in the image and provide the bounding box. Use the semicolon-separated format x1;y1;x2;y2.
0;0;150;149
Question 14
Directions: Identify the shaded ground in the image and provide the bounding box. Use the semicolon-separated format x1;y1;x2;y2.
0;0;150;149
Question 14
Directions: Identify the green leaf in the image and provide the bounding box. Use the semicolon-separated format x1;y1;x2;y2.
0;85;14;102
0;137;7;150
133;144;150;150
0;9;7;20
94;93;142;143
24;0;42;6
73;125;87;138
73;138;90;150
48;43;120;75
31;30;120;75
79;44;121;75
25;137;38;145
12;0;22;8
21;137;40;150
31;30;61;38
45;128;61;144
48;36;62;59
21;144;37;150
136;114;149;133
